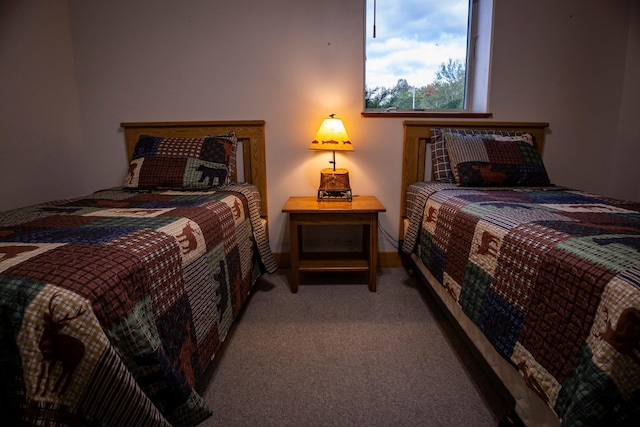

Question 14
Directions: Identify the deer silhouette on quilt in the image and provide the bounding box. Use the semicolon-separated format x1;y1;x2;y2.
37;293;86;396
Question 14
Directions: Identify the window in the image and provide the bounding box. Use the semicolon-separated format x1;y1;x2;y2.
365;0;484;112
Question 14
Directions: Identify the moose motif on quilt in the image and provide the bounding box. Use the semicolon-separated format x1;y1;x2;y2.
37;293;86;396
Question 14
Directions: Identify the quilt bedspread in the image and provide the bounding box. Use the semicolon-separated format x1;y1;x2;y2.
0;184;276;426
402;184;640;425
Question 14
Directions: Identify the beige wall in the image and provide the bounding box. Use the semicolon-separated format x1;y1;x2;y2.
0;0;85;210
609;0;640;202
1;0;639;255
490;0;637;197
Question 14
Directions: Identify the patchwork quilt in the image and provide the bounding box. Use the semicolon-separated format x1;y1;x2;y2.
0;184;276;426
402;183;640;425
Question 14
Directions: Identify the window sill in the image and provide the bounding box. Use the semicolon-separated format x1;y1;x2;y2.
361;111;492;119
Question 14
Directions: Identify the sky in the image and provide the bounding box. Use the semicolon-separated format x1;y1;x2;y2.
365;0;469;89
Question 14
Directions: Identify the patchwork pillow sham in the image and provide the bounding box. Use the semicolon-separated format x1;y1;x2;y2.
431;128;534;183
125;132;238;190
444;133;550;187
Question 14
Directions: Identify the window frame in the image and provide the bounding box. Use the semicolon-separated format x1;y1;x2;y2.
362;0;491;118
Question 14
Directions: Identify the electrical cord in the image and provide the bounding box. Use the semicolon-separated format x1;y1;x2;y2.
378;221;399;248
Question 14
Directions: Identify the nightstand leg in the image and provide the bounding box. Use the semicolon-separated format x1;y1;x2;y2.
289;215;299;293
369;214;378;292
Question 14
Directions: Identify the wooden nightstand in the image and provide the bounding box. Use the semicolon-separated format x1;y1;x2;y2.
282;196;386;293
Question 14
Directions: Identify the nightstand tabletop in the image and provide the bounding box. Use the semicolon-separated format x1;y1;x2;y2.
282;195;386;213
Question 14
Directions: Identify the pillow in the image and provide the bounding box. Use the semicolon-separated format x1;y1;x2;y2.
124;132;238;190
431;128;534;183
444;133;550;187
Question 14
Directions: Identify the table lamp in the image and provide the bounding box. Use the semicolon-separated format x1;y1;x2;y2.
309;114;354;201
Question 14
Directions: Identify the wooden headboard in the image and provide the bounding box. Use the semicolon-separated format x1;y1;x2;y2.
120;120;268;221
400;120;550;241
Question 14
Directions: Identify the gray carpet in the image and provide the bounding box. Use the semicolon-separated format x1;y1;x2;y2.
198;268;513;426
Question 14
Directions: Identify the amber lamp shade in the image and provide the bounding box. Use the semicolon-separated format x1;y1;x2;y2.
309;114;354;201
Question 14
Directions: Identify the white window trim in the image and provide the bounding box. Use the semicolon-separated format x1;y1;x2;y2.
362;0;493;117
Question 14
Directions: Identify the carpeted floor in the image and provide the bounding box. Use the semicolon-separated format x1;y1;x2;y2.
198;268;513;426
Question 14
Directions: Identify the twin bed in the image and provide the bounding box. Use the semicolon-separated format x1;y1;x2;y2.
399;120;640;426
0;121;276;426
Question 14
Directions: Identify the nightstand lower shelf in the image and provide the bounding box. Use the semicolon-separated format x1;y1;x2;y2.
298;253;370;272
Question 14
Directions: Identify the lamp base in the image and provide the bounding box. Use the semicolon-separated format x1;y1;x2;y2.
317;168;352;202
318;189;353;202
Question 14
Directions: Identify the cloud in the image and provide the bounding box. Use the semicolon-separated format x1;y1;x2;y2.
365;0;469;88
366;37;467;88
